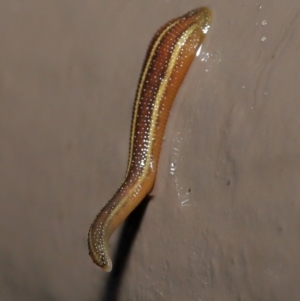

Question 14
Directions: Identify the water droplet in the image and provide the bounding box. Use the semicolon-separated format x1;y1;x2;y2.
170;162;176;175
201;52;210;62
181;199;190;206
196;45;202;57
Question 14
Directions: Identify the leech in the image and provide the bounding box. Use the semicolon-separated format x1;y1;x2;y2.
88;7;212;272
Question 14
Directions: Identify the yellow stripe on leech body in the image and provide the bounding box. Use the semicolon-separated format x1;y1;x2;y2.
124;18;182;179
140;24;199;176
105;24;199;228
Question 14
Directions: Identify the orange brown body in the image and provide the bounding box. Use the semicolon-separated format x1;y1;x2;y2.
88;7;212;272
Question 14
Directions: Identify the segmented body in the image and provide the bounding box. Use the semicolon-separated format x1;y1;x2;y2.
88;7;212;272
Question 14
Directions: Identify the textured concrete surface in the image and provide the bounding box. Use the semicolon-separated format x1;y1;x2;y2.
1;0;300;300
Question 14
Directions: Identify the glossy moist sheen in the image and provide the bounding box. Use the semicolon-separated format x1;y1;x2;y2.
88;7;212;272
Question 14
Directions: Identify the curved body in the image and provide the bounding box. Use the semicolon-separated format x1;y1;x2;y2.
88;7;212;271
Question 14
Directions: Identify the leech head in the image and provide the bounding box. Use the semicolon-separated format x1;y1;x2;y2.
88;221;113;272
193;7;212;35
98;256;112;272
90;250;112;272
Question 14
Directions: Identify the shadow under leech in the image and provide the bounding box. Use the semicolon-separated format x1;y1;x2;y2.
100;195;152;301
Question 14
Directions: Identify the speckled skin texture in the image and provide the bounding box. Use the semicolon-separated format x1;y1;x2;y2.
1;0;300;300
88;8;211;272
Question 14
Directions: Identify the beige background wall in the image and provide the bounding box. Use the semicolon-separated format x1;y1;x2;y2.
1;0;300;300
